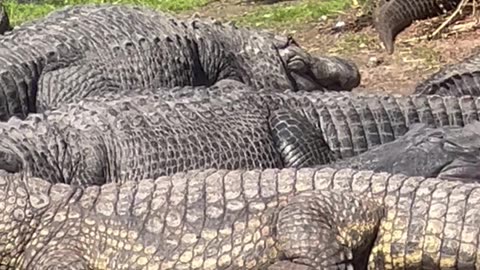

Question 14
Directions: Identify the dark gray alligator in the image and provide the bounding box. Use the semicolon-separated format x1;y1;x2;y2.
414;51;480;96
2;166;480;269
0;3;10;35
374;0;460;53
323;121;480;180
2;83;480;186
0;4;360;121
0;82;333;186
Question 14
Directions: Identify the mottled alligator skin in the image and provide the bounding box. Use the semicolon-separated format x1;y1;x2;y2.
414;52;480;96
0;4;360;121
2;84;480;186
2;167;480;269
323;121;480;180
374;0;460;53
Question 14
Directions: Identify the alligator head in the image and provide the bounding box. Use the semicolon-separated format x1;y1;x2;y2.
277;36;361;91
436;121;480;182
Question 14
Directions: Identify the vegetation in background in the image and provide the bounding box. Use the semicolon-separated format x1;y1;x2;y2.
232;0;351;28
3;0;211;26
330;32;379;54
4;0;355;28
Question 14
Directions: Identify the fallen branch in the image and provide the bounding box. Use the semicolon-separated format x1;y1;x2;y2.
401;19;478;44
398;0;478;45
429;0;470;39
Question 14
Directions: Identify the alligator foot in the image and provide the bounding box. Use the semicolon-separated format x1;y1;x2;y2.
274;189;384;269
270;109;334;167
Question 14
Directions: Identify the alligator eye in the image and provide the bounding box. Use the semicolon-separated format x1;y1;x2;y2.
425;131;445;143
442;140;477;155
288;58;307;72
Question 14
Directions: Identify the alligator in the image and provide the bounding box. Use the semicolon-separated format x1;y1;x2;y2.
414;50;480;96
1;82;480;186
0;4;360;121
323;121;480;180
374;0;461;53
0;3;10;35
2;166;480;269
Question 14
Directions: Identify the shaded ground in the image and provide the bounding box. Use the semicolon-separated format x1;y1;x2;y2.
181;0;480;95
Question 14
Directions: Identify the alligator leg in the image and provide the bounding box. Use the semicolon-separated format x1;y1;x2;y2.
270;110;335;167
272;190;383;269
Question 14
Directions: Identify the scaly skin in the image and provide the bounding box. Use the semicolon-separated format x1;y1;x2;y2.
322;121;480;179
0;83;332;186
1;167;480;269
414;51;480;96
374;0;460;53
2;85;480;186
44;82;480;161
201;89;480;160
0;4;360;120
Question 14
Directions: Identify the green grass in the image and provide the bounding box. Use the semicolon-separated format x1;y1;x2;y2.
3;0;211;26
232;0;352;28
4;0;354;29
331;32;379;54
405;46;441;69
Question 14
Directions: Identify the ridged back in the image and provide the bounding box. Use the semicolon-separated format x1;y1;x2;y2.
284;92;480;159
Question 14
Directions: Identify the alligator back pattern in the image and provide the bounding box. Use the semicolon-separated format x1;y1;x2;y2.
285;92;480;159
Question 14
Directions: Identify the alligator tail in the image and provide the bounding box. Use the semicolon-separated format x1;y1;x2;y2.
375;0;460;54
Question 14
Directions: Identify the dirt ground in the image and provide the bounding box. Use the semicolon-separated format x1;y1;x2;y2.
181;0;480;95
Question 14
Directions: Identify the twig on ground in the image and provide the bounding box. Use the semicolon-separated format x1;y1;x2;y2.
472;0;477;16
401;19;478;44
429;0;469;38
